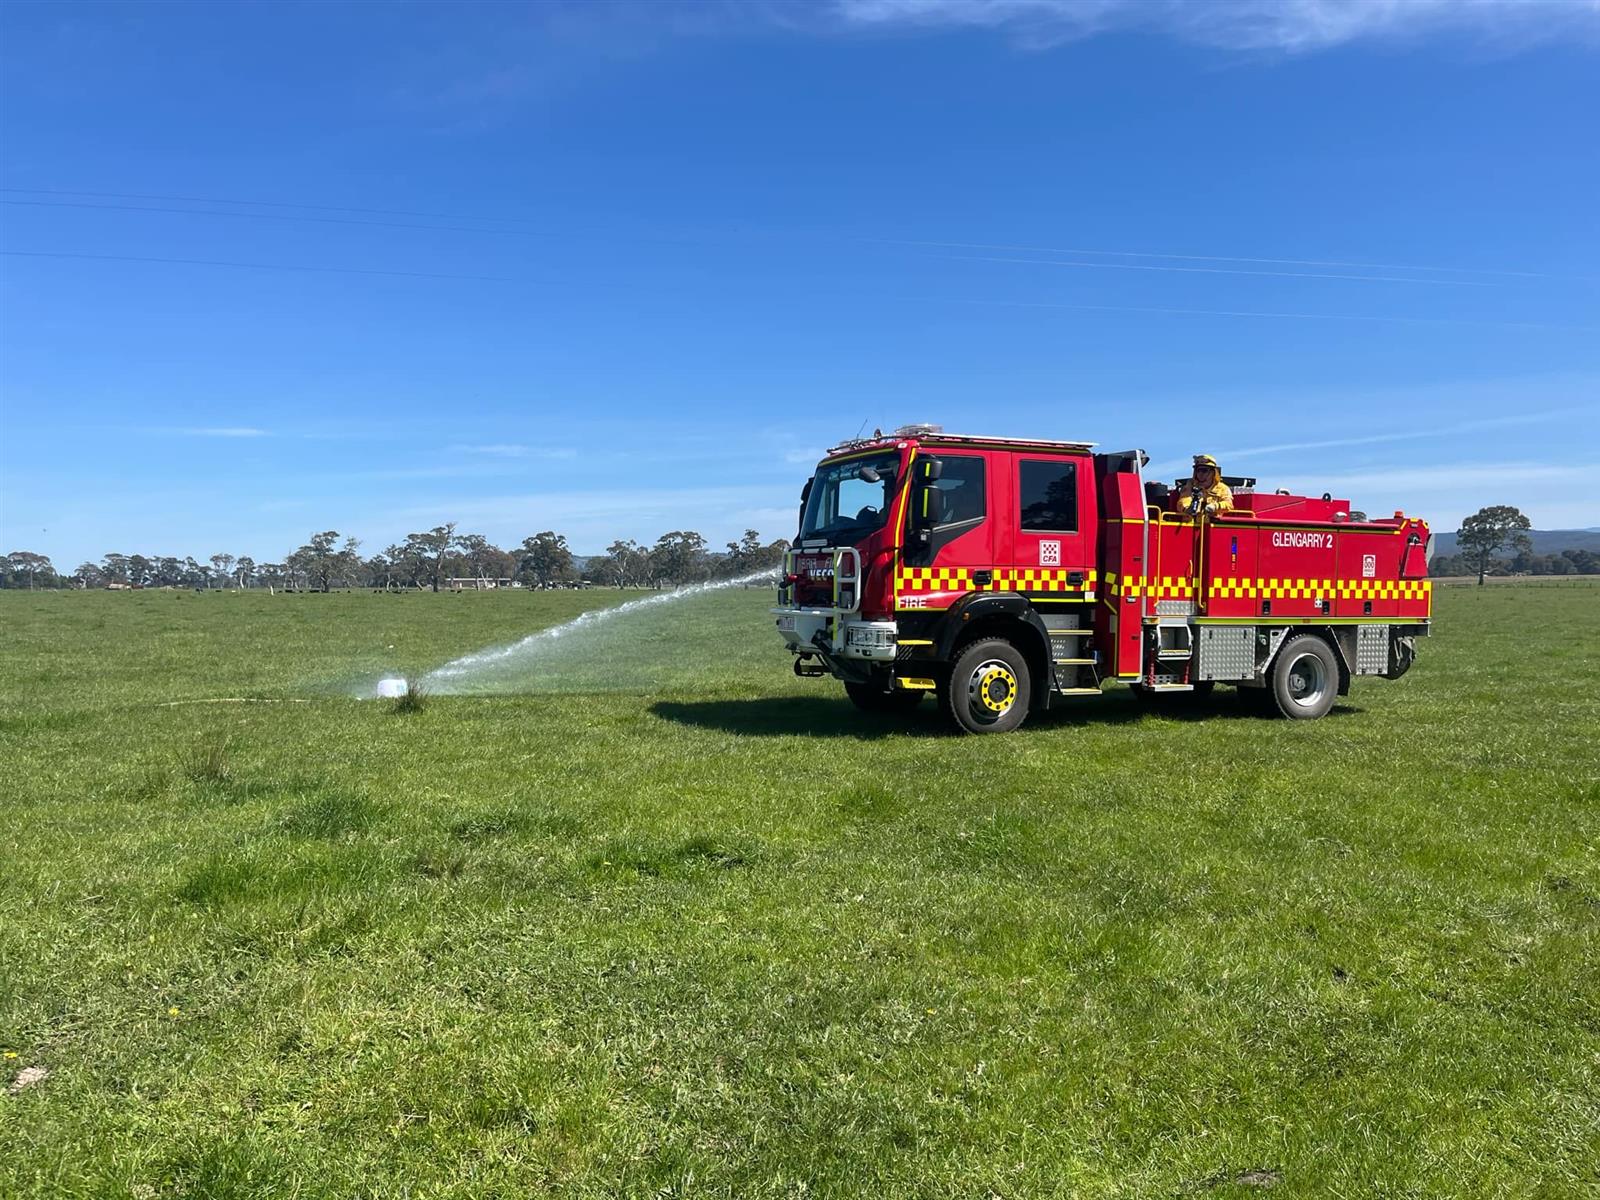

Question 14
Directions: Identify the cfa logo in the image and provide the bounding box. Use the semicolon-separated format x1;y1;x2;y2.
1039;540;1061;566
1363;554;1377;578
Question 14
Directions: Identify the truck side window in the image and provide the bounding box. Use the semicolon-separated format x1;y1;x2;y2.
1019;460;1077;532
934;455;986;526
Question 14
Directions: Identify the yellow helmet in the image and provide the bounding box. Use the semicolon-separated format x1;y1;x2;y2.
1193;454;1218;470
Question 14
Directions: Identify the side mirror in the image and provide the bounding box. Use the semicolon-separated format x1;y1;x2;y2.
797;477;813;533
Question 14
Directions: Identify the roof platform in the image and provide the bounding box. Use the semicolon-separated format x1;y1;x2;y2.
825;425;1097;459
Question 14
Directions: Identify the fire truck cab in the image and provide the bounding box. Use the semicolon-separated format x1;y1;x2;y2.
774;426;1431;734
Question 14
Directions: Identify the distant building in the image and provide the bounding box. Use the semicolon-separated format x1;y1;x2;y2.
444;577;517;591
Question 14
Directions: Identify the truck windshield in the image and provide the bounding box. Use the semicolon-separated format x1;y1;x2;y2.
799;452;902;542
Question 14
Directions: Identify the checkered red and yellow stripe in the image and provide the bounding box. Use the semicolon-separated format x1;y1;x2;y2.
895;567;1096;595
1103;572;1194;600
1211;577;1432;601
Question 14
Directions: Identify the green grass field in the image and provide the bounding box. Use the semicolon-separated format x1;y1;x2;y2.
2;584;1597;1198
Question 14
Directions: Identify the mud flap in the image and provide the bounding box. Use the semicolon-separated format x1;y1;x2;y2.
1385;635;1417;680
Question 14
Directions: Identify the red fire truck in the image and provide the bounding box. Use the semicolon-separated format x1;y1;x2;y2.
774;426;1431;734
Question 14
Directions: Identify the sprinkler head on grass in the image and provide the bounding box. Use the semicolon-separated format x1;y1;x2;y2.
375;677;409;699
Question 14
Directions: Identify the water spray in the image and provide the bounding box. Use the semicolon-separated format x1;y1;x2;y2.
370;567;777;699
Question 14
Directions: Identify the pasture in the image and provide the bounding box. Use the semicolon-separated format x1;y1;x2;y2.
2;583;1596;1198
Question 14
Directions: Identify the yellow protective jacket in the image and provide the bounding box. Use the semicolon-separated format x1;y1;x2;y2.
1179;478;1234;514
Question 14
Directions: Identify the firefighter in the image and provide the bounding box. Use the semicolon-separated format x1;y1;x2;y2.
1180;454;1234;514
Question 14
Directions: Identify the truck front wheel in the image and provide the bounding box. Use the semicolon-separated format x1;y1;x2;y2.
844;681;924;714
944;638;1031;734
1268;635;1339;720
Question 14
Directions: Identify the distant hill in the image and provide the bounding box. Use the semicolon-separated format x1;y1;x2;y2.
1431;529;1600;558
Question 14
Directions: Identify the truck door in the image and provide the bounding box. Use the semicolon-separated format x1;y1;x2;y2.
1008;454;1097;598
896;452;995;611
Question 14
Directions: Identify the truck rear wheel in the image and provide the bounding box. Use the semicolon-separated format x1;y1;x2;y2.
1268;635;1339;720
944;638;1031;734
844;681;924;714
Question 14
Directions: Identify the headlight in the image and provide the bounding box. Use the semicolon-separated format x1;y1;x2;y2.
847;624;896;650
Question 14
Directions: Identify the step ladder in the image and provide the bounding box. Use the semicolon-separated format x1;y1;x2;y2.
1042;613;1101;694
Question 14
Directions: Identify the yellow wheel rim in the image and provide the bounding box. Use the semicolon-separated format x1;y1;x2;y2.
973;663;1017;715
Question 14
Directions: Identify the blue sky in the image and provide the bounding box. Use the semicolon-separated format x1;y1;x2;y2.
2;0;1597;566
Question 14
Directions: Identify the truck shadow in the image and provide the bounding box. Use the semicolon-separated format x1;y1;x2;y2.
1047;689;1364;727
651;697;947;740
650;690;1363;738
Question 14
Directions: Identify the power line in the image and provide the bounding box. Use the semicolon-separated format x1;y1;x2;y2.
4;247;1581;329
871;237;1563;281
4;199;1493;287
0;186;516;224
0;198;552;240
0;249;514;282
940;253;1490;287
4;187;1573;283
946;296;1586;330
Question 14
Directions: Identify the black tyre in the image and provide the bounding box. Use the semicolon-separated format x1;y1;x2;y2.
1268;634;1339;719
844;681;924;714
944;638;1031;734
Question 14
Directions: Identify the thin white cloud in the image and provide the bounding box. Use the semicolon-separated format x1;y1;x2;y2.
829;0;1600;52
450;443;578;459
171;426;270;438
1147;409;1578;474
1259;461;1595;532
345;463;529;482
1283;460;1591;495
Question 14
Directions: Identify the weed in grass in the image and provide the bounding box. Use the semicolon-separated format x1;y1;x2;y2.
676;833;752;870
389;677;429;714
534;808;590;840
413;849;469;880
176;852;256;910
938;809;1049;878
587;834;755;878
182;732;234;784
277;790;374;839
288;901;375;958
838;784;904;822
446;810;533;843
126;761;175;804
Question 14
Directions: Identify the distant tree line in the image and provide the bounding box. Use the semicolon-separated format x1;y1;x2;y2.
0;526;789;591
13;503;1591;591
1429;548;1600;579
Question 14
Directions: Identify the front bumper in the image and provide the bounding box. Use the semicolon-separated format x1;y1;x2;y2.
774;544;899;674
773;609;899;664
